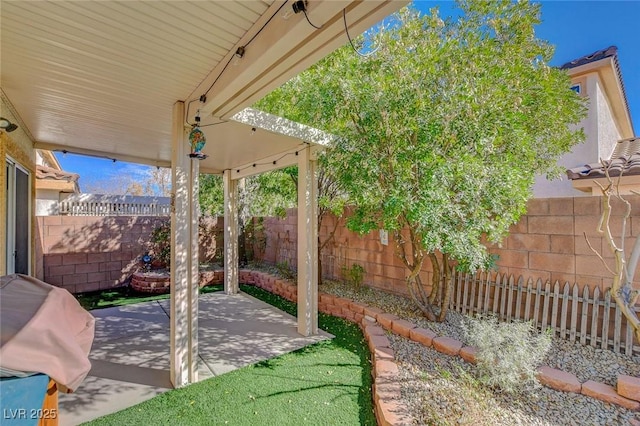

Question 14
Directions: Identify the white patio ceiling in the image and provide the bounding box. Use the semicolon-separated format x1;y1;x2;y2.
1;0;406;172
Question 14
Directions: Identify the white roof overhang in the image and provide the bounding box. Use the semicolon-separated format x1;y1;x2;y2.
1;0;406;173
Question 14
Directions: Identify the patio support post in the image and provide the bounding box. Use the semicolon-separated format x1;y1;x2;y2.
297;145;319;336
169;101;199;388
188;157;200;383
223;170;239;294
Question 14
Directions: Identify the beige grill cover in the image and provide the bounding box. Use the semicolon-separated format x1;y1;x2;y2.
0;274;95;393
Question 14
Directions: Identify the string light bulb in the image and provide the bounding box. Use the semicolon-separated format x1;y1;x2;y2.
233;46;246;66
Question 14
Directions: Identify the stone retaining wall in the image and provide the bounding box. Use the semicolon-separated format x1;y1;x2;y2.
239;269;640;424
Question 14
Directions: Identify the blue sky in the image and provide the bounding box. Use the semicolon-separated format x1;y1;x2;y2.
57;0;640;193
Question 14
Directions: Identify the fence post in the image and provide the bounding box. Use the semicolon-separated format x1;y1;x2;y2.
560;282;570;339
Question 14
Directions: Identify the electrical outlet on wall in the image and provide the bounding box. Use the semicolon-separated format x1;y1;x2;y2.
379;229;388;246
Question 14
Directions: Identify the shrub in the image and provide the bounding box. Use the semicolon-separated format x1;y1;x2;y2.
463;315;551;394
244;217;267;264
276;261;296;281
150;221;171;268
341;263;365;291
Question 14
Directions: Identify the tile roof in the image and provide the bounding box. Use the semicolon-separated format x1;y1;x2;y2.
560;46;618;70
35;165;79;182
560;46;634;137
566;137;640;180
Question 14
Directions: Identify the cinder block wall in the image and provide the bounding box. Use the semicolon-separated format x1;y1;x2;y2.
258;196;640;295
36;216;168;293
36;215;223;293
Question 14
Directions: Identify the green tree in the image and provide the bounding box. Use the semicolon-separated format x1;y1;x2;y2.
256;1;586;321
199;174;224;217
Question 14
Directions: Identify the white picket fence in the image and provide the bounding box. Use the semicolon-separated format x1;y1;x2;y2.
59;194;170;216
450;271;640;356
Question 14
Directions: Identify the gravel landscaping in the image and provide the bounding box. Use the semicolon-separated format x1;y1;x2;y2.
390;334;637;425
319;279;640;425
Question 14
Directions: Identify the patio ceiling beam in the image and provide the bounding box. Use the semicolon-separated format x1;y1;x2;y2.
34;141;171;169
191;0;407;121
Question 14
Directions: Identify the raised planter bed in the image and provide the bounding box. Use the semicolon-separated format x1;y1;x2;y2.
130;267;224;293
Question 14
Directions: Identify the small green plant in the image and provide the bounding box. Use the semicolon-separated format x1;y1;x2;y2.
463;315;552;394
341;263;365;291
244;217;267;264
276;261;296;281
150;221;171;268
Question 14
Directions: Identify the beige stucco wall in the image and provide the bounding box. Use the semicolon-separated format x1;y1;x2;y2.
1;94;36;275
532;72;617;199
36;189;63;216
596;79;622;160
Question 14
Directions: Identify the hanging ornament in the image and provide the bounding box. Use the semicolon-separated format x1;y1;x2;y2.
188;110;208;160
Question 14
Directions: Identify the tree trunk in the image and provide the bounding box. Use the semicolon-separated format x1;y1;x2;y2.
428;253;441;305
407;275;437;321
437;254;451;322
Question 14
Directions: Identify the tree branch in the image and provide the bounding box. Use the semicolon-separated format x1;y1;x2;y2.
584;232;616;275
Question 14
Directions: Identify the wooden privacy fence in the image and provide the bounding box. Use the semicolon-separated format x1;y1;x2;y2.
449;271;640;356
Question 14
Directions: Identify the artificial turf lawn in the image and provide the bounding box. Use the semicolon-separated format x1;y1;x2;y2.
75;283;223;310
83;285;376;426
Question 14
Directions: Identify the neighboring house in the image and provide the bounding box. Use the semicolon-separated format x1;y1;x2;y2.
34;149;172;217
566;136;640;195
533;46;636;198
35;149;79;215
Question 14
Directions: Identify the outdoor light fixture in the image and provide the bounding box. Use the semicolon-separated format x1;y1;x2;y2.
188;111;208;160
0;117;18;132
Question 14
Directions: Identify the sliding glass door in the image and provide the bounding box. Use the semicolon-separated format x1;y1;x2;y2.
5;157;30;275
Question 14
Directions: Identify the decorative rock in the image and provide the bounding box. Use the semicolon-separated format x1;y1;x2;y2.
409;327;437;347
377;313;400;330
460;346;479;365
333;297;352;308
375;359;399;379
363;306;384;319
432;336;463;356
374;380;401;402
368;335;392;353
348;301;366;314
365;325;386;337
319;293;335;305
391;319;417;338
328;306;343;318
373;346;396;362
364;315;377;323
341;307;356;321
537;366;582;393
376;399;413;426
361;319;376;329
582;380;640;410
617;375;640;402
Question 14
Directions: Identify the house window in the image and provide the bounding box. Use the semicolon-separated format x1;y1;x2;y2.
570;83;581;94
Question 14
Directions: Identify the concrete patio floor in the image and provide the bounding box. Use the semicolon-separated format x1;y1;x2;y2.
58;291;331;425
